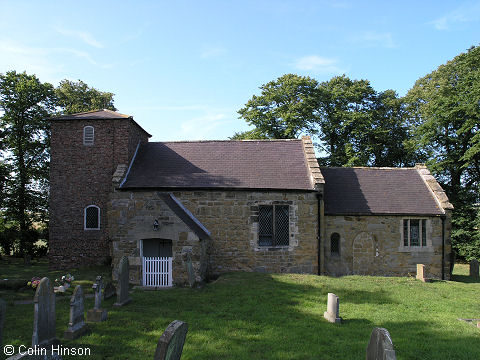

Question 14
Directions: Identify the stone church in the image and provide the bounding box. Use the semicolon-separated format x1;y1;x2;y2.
49;110;453;286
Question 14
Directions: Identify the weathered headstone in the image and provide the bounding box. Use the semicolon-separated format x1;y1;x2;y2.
469;259;479;278
323;293;342;323
86;276;107;322
416;264;427;282
366;327;397;360
185;253;196;287
114;257;132;306
153;320;188;360
32;277;58;347
64;285;88;340
0;298;6;348
103;282;116;300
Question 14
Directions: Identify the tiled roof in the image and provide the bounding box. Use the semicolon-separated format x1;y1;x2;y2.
321;167;444;215
120;140;315;190
53;109;132;120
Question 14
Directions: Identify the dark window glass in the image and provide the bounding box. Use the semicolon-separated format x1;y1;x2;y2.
258;205;289;246
410;219;420;246
331;233;340;255
85;206;99;229
83;126;94;146
421;220;426;246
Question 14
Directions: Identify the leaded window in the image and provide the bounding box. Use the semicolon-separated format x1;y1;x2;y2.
85;205;100;230
403;219;427;247
258;205;289;246
331;232;340;255
83;126;94;146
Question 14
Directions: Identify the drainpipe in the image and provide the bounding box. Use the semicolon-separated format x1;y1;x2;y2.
316;192;322;275
441;215;445;280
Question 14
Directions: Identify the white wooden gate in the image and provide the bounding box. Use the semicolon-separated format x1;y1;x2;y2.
142;257;172;287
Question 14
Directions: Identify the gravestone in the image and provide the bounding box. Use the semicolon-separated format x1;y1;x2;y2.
323;293;342;323
366;327;397;360
86;276;107;322
114;257;132;306
103;282;116;300
185;253;196;287
64;285;88;340
32;277;59;347
0;298;5;348
153;320;189;360
469;259;479;278
416;264;427;282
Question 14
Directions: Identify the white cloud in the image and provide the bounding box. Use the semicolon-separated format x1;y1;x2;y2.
352;31;395;48
429;1;480;30
200;46;227;59
55;27;103;48
294;55;343;73
180;113;233;140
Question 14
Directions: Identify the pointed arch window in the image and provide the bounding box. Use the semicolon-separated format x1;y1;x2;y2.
83;126;94;146
84;205;100;230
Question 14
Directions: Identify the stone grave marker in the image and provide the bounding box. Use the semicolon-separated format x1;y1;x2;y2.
0;298;5;348
114;256;132;306
366;327;397;360
103;282;116;300
469;259;479;278
185;253;196;287
32;277;59;347
86;276;107;322
323;293;342;323
153;320;189;360
64;285;88;340
416;264;428;282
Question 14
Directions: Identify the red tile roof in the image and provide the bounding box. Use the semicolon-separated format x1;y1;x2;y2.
321;167;444;215
120;140;315;190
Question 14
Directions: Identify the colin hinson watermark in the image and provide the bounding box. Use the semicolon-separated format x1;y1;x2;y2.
3;344;91;357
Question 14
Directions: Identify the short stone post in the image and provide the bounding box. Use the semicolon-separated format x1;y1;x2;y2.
0;298;5;349
185;252;196;288
416;264;427;282
64;285;88;340
86;276;107;322
114;256;132;306
469;259;479;278
153;320;189;360
323;293;342;323
32;277;59;347
366;327;397;360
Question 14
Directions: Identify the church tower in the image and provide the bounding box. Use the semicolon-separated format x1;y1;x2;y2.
49;110;151;267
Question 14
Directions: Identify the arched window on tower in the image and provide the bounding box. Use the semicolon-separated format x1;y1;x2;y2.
83;126;94;146
84;205;100;230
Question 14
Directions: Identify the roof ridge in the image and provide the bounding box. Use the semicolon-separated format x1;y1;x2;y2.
148;139;303;144
320;166;418;170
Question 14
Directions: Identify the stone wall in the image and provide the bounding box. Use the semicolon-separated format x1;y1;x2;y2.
323;214;451;279
108;189;319;284
49;118;149;268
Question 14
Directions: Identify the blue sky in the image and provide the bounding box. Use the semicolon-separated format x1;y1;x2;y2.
1;0;479;141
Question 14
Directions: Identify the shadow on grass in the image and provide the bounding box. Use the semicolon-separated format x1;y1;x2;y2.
451;274;480;283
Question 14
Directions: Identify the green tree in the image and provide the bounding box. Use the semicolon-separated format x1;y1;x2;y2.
56;79;116;114
237;74;319;139
0;71;56;258
406;45;480;259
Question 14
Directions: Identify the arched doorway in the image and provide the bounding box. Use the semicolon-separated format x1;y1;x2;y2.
352;232;374;275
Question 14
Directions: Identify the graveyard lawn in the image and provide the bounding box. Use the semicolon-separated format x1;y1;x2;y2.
1;265;480;360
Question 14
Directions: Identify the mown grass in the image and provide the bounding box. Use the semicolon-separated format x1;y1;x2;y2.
1;261;479;360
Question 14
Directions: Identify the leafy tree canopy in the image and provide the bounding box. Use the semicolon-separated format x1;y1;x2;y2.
55;79;116;114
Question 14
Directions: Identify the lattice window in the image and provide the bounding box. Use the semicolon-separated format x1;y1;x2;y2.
84;205;100;230
258;205;289;246
403;219;427;247
83;126;94;146
330;232;340;255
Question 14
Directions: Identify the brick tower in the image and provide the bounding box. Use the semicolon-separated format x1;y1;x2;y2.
49;110;150;268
